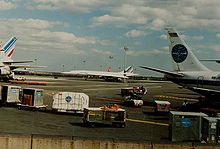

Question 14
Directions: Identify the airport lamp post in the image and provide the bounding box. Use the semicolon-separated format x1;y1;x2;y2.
62;64;65;72
109;56;113;71
123;47;128;83
34;58;37;72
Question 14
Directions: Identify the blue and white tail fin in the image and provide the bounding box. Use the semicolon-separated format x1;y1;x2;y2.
123;66;134;73
1;37;17;58
166;27;209;72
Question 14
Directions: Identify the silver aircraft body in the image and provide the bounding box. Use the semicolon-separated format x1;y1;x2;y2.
141;27;220;98
63;66;139;81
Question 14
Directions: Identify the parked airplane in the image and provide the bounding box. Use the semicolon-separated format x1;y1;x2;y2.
63;66;139;81
140;27;220;99
0;37;42;81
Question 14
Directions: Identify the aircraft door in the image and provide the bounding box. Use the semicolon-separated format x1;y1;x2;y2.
197;76;204;88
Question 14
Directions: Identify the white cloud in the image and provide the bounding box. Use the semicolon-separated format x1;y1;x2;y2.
125;30;146;38
27;0;110;13
91;49;112;55
22;0;220;31
160;34;167;40
151;19;166;31
0;1;16;10
0;18;104;55
216;33;220;38
127;49;161;57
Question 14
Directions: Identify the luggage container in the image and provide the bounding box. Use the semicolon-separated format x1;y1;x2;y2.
82;105;126;127
169;111;208;142
52;92;89;113
1;85;21;105
202;117;218;143
18;88;46;110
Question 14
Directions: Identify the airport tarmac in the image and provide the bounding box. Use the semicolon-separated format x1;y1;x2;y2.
0;76;202;143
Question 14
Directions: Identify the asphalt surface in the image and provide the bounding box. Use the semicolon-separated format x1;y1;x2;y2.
0;76;202;143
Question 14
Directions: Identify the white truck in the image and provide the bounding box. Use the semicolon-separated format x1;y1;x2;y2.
52;92;89;113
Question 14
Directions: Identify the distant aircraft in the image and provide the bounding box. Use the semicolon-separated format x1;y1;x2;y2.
140;27;220;99
0;37;42;81
63;66;139;81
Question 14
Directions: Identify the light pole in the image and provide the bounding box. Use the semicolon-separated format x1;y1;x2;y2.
34;58;37;72
109;56;113;71
123;47;128;83
82;60;86;69
62;64;65;72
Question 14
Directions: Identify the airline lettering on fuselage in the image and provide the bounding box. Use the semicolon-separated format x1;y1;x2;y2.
171;44;188;63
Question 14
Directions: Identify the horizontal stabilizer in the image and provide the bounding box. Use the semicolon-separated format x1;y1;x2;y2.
200;59;220;64
9;65;46;70
140;66;184;77
3;60;33;65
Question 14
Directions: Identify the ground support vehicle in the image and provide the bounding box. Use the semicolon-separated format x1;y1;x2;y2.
121;86;147;97
123;94;143;107
82;105;126;128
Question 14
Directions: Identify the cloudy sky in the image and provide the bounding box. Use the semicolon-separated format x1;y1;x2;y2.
1;0;220;76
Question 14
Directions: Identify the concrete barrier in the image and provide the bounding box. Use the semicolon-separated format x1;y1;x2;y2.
0;134;219;149
0;134;31;149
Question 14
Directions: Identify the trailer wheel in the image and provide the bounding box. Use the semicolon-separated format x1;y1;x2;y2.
120;124;125;128
90;123;95;128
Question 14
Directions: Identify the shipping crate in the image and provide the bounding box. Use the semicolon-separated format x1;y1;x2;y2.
202;117;218;143
169;111;208;142
1;85;21;104
21;88;44;106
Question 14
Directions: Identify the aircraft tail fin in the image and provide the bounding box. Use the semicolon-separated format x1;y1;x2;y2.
123;66;134;73
166;27;209;72
2;37;17;58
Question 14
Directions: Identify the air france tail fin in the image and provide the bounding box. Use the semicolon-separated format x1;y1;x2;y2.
2;37;17;58
123;66;134;73
166;27;209;72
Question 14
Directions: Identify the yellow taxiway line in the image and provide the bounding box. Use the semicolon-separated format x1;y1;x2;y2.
154;95;198;102
127;118;169;127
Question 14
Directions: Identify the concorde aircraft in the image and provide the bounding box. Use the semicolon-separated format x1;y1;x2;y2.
141;27;220;98
63;66;139;81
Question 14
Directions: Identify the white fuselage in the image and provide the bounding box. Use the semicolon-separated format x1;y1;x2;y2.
166;70;220;91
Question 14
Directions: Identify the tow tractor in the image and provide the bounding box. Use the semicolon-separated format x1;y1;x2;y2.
121;86;147;96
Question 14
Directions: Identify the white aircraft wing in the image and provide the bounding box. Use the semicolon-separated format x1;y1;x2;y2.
3;60;33;65
140;66;184;77
81;71;128;79
9;65;46;70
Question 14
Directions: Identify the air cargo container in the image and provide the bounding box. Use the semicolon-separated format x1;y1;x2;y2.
18;88;46;110
202;117;218;143
1;85;21;105
82;105;126;128
169;111;208;142
52;92;89;113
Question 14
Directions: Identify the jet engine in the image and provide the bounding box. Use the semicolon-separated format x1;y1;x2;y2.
0;66;11;75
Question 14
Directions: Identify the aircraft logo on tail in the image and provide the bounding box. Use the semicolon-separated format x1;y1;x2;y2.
124;66;133;73
172;44;188;63
1;37;17;58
